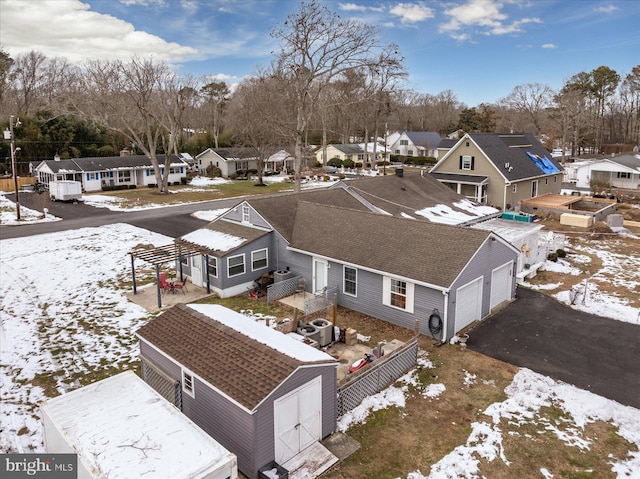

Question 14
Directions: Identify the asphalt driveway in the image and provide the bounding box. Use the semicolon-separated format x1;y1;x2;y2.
469;287;640;409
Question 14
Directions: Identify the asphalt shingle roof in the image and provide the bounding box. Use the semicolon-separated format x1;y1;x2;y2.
289;202;491;288
38;154;185;172
136;304;333;411
404;131;442;149
468;133;562;181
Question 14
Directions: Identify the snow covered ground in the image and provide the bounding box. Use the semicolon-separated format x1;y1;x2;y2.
2;187;639;475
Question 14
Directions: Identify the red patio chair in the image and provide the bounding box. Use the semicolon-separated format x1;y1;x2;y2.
159;280;172;295
173;277;188;294
159;272;167;283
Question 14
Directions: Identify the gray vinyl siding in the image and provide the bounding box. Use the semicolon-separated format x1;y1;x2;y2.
184;377;256;478
332;265;445;337
219;234;274;290
140;340;257;478
253;366;337;478
448;238;517;338
222;204;272;230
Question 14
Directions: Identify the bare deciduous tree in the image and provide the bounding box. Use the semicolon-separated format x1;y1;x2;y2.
499;83;553;134
78;58;195;193
271;0;403;192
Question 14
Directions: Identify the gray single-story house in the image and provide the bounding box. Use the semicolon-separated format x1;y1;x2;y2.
33;152;188;192
175;188;519;339
136;303;337;479
195;147;259;177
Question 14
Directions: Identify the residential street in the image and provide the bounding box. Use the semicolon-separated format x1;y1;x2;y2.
468;287;640;409
0;193;242;239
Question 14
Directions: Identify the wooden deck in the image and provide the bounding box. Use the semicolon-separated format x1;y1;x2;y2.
521;194;581;209
278;291;315;311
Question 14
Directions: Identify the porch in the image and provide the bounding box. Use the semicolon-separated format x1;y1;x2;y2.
125;281;214;313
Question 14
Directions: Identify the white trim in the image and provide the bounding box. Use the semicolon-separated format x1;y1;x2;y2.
182;368;195;398
382;276;415;314
312;257;328;293
343;265;357;297
286;246;448;292
227;253;245;278
251;248;268;272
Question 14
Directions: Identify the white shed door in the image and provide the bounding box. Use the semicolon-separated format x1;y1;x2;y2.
490;262;512;310
455;278;483;332
274;377;322;464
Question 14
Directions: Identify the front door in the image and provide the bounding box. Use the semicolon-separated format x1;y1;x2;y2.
190;255;203;287
274;377;322;464
313;258;328;294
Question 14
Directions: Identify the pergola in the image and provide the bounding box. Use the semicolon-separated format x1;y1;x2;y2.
129;243;206;309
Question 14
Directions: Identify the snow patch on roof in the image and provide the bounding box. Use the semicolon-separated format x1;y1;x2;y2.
41;371;233;479
414;200;498;225
181;228;245;252
188;304;335;363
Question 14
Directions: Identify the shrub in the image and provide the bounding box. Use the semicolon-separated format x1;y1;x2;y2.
547;252;558;262
376;160;390;166
128;184;137;189
365;163;371;169
206;165;222;178
390;154;402;163
355;162;363;168
343;158;355;168
556;249;567;258
327;157;343;167
148;183;157;188
338;173;346;179
180;177;188;185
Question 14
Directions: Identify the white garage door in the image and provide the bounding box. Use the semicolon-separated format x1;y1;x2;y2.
490;262;512;310
455;277;483;332
274;377;322;464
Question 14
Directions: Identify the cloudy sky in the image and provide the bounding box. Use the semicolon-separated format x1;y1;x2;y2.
0;0;638;106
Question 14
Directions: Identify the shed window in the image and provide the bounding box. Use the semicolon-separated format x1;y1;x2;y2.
228;254;245;277
344;266;357;296
182;370;195;398
251;249;268;271
242;205;250;223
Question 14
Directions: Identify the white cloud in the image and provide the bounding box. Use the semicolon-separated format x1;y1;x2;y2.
0;0;197;64
542;43;557;49
440;0;541;39
119;0;164;5
338;2;368;11
594;4;618;13
389;2;435;24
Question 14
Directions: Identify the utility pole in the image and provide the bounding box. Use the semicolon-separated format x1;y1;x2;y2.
4;115;21;220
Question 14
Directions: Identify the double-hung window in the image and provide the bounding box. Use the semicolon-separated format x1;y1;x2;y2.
343;266;357;296
228;254;245;277
252;249;268;271
461;155;474;170
382;277;414;313
207;257;217;278
390;279;407;309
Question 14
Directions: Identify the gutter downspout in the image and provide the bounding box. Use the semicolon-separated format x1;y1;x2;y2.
503;183;509;211
441;290;449;343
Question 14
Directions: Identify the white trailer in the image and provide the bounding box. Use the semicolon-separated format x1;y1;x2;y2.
41;371;238;479
49;180;82;202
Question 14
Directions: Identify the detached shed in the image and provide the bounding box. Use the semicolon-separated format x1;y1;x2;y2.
137;304;338;479
40;371;238;479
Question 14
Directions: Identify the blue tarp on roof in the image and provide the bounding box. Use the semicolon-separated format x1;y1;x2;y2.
526;152;560;174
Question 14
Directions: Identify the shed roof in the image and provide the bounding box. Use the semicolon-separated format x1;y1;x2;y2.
136;304;335;412
176;219;269;256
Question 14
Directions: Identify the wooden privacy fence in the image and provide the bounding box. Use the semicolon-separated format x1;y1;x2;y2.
336;338;419;417
0;177;35;192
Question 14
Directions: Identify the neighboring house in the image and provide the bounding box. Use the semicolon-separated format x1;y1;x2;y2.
429;133;563;210
195;147;259;177
33;153;188;192
315;143;390;165
315;144;364;164
435;138;458;159
41;371;238;479
137;303;337;479
563;154;640;190
330;170;500;225
175;188;519;340
387;131;442;157
265;149;295;174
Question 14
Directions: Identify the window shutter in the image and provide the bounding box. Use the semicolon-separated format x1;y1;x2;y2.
86;173;90;181
110;171;114;177
459;156;463;169
180;167;184;174
471;156;475;170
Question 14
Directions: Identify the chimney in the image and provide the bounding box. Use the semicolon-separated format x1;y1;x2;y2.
54;154;60;162
395;167;404;177
120;149;131;157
